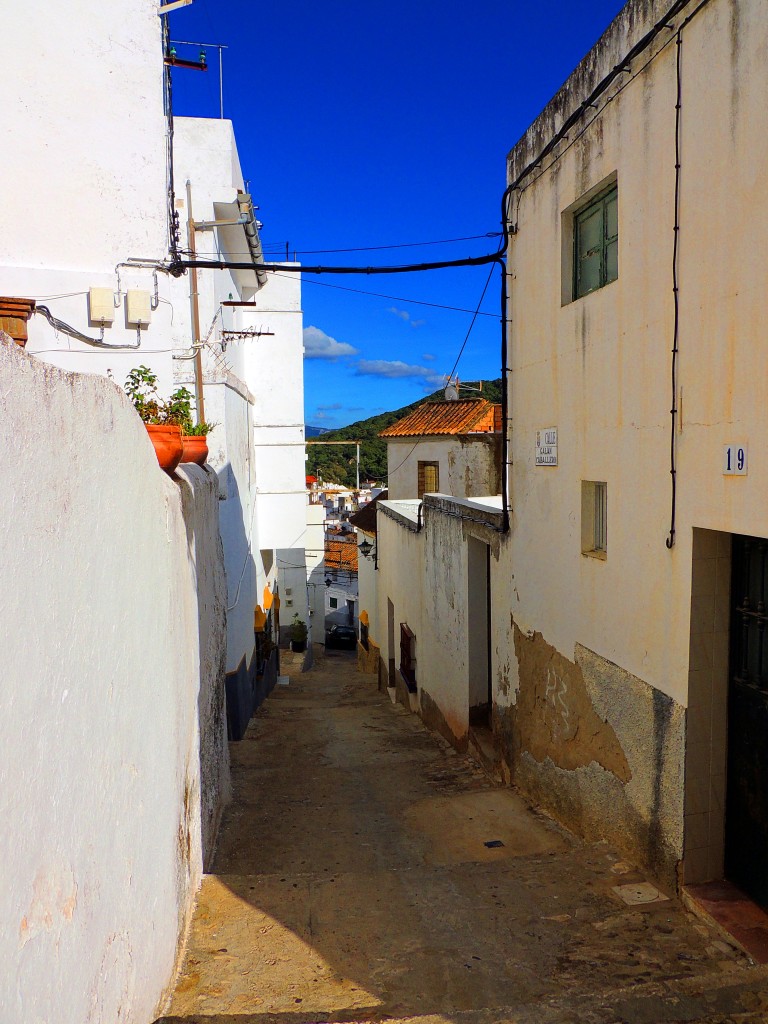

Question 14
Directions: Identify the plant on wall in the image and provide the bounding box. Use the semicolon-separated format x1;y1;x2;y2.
289;614;308;653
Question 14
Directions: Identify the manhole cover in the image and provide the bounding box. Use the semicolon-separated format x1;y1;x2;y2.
612;882;669;905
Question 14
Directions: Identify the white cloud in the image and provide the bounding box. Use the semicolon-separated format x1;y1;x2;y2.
317;402;343;411
387;307;425;328
303;325;359;360
388;307;411;322
422;353;435;361
355;359;445;388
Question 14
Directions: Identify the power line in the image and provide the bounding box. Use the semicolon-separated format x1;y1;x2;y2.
445;264;497;383
167;251;500;278
277;273;498;317
259;232;502;256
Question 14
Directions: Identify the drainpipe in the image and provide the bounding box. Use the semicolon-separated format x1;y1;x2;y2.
185;179;206;426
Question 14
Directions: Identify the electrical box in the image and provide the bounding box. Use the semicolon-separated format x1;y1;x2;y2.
88;288;116;324
126;289;152;326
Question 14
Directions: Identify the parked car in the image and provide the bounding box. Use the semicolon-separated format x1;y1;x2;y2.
325;624;357;650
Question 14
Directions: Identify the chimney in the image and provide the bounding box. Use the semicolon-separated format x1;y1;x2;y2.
0;297;36;348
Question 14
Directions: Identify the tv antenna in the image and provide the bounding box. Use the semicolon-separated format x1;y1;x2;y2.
443;377;483;401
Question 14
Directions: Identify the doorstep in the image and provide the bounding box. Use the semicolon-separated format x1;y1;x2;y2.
683;880;768;964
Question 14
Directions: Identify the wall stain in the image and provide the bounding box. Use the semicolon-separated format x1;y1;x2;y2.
420;687;468;752
512;624;631;782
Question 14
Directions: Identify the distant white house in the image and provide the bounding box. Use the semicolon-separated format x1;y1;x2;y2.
380;399;501;500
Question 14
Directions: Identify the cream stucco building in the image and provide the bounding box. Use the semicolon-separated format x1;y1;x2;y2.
375;0;768;904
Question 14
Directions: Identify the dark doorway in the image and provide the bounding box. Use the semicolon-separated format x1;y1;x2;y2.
726;535;768;908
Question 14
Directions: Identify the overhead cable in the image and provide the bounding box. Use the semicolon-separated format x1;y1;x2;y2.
282;274;498;317
445;264;497;383
166;250;500;278
259;232;502;256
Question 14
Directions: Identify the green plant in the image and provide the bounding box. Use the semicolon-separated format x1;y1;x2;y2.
289;614;308;642
124;365;164;424
185;420;216;437
165;386;194;429
124;368;195;428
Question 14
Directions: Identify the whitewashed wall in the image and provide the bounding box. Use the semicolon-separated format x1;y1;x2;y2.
306;504;327;645
1;0;176;391
376;505;425;699
0;339;227;1022
356;528;380;642
172;117;309;650
243;272;307;559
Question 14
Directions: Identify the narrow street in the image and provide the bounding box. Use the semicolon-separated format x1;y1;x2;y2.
159;649;768;1024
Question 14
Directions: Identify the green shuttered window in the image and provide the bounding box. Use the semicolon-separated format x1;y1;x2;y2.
573;185;618;299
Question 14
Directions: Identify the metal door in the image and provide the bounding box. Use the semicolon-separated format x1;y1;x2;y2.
725;535;768;907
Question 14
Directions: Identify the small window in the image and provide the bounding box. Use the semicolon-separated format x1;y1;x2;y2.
573;185;618;299
417;461;439;499
399;623;416;690
329;597;338;609
581;481;607;558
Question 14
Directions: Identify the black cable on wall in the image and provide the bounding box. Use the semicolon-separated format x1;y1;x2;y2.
666;30;684;550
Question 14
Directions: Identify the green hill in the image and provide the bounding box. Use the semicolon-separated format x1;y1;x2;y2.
306;380;502;488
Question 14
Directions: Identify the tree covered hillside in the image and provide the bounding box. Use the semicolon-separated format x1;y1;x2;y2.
307;379;502;488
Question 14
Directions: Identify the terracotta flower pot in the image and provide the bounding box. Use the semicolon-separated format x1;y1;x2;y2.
180;435;209;466
145;424;183;474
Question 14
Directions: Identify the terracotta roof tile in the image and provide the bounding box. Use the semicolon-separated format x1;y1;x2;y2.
325;540;358;572
379;399;500;438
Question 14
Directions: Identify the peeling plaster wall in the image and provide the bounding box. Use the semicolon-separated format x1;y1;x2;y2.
387;436;500;501
496;630;684;887
500;0;767;884
0;341;227;1023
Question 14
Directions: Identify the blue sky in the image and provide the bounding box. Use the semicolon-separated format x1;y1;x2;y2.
171;0;626;429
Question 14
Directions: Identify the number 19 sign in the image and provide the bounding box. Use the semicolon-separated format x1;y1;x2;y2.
723;444;748;476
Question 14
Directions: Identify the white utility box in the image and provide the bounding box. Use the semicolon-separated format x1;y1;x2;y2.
88;287;116;324
126;289;152;326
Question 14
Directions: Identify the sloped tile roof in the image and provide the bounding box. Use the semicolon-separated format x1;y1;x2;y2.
379;399;499;438
325;540;358;573
349;490;388;535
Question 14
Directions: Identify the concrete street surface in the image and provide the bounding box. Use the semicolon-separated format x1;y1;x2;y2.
158;646;768;1024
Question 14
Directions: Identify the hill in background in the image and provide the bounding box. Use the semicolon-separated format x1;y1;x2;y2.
306;379;501;488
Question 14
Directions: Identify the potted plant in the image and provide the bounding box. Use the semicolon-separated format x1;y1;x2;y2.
180;419;215;466
289;614;308;653
124;365;185;474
